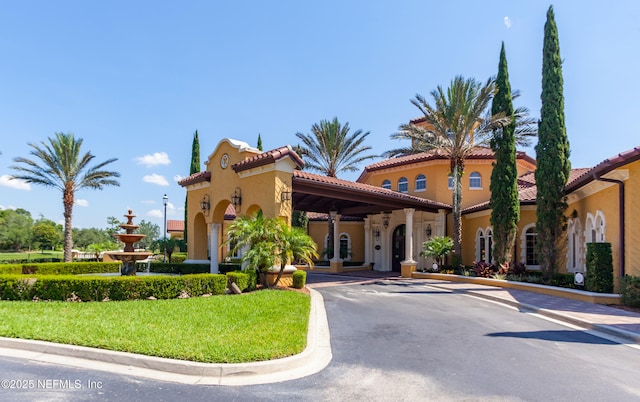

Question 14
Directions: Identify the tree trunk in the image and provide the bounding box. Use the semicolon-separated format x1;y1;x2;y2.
452;163;463;261
63;188;74;262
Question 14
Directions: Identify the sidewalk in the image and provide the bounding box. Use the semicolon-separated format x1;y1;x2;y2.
420;279;640;344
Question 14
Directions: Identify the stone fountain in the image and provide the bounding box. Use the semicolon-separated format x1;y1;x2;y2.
105;209;152;275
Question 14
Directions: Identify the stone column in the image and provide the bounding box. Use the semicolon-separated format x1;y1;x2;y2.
331;214;342;262
401;209;416;278
210;223;220;274
364;217;371;268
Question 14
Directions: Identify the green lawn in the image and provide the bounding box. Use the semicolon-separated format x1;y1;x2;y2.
0;290;310;363
0;251;64;262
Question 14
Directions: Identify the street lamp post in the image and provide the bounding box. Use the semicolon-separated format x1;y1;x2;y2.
163;194;168;263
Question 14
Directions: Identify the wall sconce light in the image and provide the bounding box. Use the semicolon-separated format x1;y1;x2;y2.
231;187;242;209
374;228;380;241
426;223;432;238
200;194;210;215
281;187;292;202
382;212;390;229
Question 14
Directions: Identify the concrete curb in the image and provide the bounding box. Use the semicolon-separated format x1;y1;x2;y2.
426;282;640;345
0;289;332;386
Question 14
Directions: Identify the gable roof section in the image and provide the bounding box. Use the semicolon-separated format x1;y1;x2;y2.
232;145;304;173
564;146;640;193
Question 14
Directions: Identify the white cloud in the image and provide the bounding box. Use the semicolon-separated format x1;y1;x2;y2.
135;152;171;167
0;175;31;190
143;174;169;186
504;16;512;29
174;174;184;182
147;209;163;218
140;199;155;205
75;199;89;207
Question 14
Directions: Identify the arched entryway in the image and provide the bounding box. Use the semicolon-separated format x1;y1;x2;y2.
392;224;406;272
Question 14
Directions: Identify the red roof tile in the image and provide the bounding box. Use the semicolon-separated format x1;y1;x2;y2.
233;145;304;172
167;220;184;232
178;171;211;187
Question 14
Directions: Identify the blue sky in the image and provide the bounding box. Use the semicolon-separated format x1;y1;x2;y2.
0;1;638;230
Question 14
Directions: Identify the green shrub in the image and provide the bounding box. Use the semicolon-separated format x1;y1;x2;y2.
245;268;258;291
148;262;210;275
585;242;614;293
0;273;227;301
292;270;307;289
219;263;242;274
621;275;640;307
0;275;34;300
227;271;249;292
171;254;187;263
19;262;120;275
0;264;22;274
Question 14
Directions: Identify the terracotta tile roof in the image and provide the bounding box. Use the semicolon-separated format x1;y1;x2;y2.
166;220;184;233
177;171;211;187
565;146;640;192
306;212;364;221
293;170;451;210
233;145;304;172
358;147;535;179
463;167;598;214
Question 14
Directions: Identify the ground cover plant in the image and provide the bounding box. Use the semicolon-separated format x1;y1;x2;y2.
0;289;310;363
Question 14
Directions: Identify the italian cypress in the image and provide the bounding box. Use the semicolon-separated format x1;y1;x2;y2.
490;42;519;265
257;133;263;151
185;130;201;242
535;5;571;280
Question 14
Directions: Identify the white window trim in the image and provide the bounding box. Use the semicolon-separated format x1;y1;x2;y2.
475;228;485;263
520;223;540;270
338;232;352;261
566;218;584;273
469;172;482;190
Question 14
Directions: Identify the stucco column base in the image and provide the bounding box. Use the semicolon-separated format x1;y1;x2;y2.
329;260;343;273
400;261;416;278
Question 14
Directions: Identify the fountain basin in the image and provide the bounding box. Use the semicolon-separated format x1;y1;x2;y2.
105;251;152;275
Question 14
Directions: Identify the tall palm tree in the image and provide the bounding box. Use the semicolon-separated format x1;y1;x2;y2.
295;117;377;258
295;117;377;178
386;76;523;260
10;132;120;262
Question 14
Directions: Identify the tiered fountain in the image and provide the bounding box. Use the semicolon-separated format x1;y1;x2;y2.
105;209;152;275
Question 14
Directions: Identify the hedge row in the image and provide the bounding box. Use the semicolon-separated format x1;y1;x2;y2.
144;263;211;275
0;262;121;275
0;274;227;301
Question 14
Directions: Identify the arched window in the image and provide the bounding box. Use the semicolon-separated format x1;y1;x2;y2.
415;174;426;191
398;177;408;193
584;211;606;244
520;224;539;268
595;211;606;242
339;232;351;260
486;228;493;263
469;172;482;189
447;175;454;190
475;228;486;262
382;179;391;190
567;218;583;272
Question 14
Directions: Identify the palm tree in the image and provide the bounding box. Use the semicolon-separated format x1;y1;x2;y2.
295;117;377;178
10;132;120;262
227;212;317;287
295;117;377;258
386;76;525;260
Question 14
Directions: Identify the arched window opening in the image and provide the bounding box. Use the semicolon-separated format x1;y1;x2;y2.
398;177;408;193
382;179;391;190
469;172;482;189
339;233;351;260
415;174;426;191
525;227;538;266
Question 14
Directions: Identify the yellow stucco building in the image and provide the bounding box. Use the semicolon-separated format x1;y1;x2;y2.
179;137;640;288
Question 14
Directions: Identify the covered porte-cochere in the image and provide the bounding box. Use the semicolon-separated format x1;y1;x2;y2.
178;138;452;276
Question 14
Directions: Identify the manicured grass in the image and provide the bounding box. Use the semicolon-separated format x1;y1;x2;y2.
0;290;310;363
0;251;63;262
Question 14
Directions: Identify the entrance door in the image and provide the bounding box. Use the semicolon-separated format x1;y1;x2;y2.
392;224;406;272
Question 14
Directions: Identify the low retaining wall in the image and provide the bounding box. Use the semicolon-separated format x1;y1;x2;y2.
413;272;621;305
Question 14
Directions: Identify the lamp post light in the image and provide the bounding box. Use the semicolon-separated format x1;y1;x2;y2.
163;193;168;263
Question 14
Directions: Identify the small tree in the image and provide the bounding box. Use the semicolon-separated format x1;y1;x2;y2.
420;236;454;270
585;243;613;293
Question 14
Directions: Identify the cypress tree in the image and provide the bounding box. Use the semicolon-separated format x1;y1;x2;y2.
185;130;201;242
490;42;519;265
535;5;571;280
257;133;263;151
